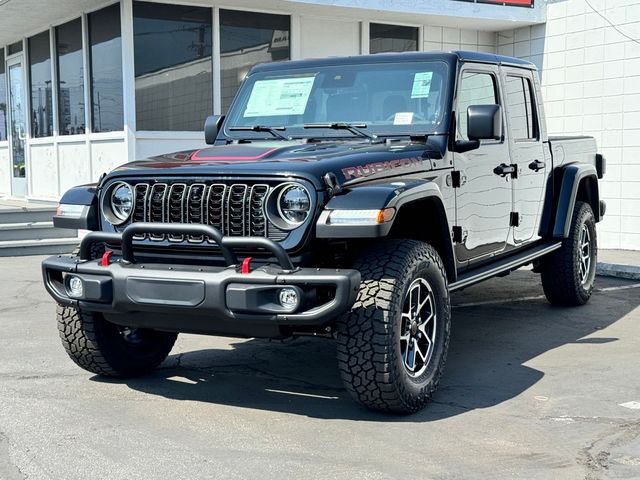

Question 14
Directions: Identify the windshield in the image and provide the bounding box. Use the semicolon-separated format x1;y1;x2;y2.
223;61;451;140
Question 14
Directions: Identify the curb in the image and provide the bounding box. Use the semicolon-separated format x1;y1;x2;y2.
596;262;640;281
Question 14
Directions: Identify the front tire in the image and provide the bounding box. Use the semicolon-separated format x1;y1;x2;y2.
336;240;451;414
57;306;177;377
540;200;597;306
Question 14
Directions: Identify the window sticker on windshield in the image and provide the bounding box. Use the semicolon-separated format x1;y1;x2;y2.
393;112;414;125
244;76;316;117
411;72;433;98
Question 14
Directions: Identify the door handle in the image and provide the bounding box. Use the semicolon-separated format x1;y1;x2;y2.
528;160;545;172
493;163;516;177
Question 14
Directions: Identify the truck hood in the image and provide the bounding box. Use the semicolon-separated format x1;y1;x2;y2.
109;138;447;189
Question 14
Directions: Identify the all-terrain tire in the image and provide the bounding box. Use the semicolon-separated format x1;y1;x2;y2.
336;239;451;414
540;201;597;306
57;306;177;377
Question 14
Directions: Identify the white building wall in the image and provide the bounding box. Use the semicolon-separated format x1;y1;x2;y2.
497;0;640;250
424;27;497;53
25;136;126;201
0;144;10;195
300;17;361;58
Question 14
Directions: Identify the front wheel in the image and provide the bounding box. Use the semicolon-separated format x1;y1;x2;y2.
57;306;177;377
540;200;597;306
336;240;451;414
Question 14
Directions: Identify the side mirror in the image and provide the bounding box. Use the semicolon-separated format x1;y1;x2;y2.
204;115;224;144
467;104;502;141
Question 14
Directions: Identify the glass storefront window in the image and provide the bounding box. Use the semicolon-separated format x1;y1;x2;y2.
29;31;54;138
88;3;124;133
7;42;22;56
133;1;212;131
370;23;418;54
56;19;85;135
0;48;7;141
220;9;290;113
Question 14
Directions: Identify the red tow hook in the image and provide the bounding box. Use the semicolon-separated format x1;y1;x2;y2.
101;250;114;267
241;257;253;274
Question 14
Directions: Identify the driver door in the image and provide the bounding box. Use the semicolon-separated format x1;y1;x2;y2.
453;65;513;265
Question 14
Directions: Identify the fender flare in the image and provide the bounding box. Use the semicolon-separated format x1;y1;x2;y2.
316;180;457;281
54;184;99;230
316;180;447;238
551;164;599;238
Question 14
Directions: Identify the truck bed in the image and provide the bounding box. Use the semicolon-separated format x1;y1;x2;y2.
548;135;597;169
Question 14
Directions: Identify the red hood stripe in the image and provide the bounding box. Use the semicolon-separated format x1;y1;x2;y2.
190;147;279;161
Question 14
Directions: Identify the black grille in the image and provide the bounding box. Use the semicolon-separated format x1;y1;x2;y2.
130;181;288;243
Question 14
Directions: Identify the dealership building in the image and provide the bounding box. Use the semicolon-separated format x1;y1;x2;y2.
0;0;638;249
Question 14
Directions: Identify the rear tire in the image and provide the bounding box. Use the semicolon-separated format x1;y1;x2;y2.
540;201;597;306
336;239;451;414
57;305;177;377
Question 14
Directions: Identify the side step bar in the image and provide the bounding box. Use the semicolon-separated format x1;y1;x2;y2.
449;242;562;292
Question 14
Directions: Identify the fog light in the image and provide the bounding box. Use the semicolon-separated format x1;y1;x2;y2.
279;288;299;309
67;276;84;298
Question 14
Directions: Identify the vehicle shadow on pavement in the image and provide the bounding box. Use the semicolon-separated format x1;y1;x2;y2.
112;273;639;421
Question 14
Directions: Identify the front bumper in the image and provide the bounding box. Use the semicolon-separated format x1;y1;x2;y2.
42;223;360;336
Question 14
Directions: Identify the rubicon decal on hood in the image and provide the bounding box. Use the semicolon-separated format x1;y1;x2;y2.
341;157;430;180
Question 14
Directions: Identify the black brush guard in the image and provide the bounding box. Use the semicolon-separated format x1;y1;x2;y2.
42;223;360;336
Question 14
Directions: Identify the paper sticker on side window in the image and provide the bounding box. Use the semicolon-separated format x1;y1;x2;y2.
411;72;433;98
244;76;316;117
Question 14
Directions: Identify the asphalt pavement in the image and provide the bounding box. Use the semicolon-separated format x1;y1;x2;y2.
1;255;639;480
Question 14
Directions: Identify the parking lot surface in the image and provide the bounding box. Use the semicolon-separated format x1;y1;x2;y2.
1;255;639;479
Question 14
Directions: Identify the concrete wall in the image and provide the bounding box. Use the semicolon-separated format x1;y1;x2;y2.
498;0;640;250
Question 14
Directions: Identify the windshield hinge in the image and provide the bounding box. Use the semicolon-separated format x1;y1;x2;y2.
323;172;343;197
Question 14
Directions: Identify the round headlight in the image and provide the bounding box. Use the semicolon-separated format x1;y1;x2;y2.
110;182;133;223
277;184;311;226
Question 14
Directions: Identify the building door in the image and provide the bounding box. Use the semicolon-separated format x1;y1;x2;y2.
7;55;27;197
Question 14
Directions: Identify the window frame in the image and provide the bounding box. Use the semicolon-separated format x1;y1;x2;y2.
87;2;124;134
455;67;504;145
28;29;55;139
55;18;86;136
132;0;214;132
369;22;420;54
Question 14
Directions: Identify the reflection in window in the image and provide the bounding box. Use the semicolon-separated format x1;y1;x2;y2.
505;75;536;140
56;19;85;135
220;10;290;113
370;23;418;54
456;72;497;141
89;3;124;132
0;49;6;141
133;1;212;131
29;31;54;138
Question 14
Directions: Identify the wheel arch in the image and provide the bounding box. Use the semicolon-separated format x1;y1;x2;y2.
388;196;457;283
316;181;457;283
551;163;600;238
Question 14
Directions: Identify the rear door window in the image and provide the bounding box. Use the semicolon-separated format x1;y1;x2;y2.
505;75;538;141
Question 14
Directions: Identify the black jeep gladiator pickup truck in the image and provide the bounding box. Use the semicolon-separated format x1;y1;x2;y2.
42;51;606;413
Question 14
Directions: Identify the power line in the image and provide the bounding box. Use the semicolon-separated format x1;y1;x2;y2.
584;0;640;45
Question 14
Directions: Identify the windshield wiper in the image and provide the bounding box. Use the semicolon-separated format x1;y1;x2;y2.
303;122;378;141
229;125;288;140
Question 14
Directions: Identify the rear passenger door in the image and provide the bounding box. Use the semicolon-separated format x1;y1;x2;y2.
453;65;512;264
502;69;546;244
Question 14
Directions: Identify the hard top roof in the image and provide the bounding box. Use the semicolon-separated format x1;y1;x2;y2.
249;50;537;75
